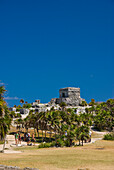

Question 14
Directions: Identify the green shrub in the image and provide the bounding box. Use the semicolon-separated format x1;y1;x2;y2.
16;108;21;112
38;141;56;149
56;139;65;147
38;143;50;148
64;139;71;147
103;133;114;140
0;141;4;144
50;141;56;147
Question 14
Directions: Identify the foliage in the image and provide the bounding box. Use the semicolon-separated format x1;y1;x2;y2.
18;98;114;147
56;138;65;147
38;141;56;148
23;103;32;108
80;100;88;106
0;85;12;140
20;99;24;104
59;102;67;107
10;111;16;118
93;99;114;131
16;105;22;112
103;133;114;140
89;99;96;106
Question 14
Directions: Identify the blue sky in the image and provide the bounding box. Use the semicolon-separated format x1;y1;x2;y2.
0;0;114;106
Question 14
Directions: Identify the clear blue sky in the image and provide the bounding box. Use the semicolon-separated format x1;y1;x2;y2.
0;0;114;106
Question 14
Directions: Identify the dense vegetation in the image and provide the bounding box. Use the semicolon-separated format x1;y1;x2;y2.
103;133;114;140
0;84;114;147
19;109;91;146
15;99;114;146
87;99;114;131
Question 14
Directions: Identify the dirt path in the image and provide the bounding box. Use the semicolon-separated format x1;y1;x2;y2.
83;129;108;146
0;135;26;153
0;134;40;153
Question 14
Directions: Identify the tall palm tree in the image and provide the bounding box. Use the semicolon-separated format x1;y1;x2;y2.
0;85;12;152
79;125;89;146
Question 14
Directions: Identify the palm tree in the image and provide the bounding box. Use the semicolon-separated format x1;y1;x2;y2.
14;118;23;131
0;85;12;152
89;99;95;106
79;125;89;146
75;127;81;145
80;100;88;106
59;102;67;111
93;99;114;131
20;99;24;107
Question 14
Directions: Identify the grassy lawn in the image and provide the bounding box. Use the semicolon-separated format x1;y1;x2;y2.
0;140;114;170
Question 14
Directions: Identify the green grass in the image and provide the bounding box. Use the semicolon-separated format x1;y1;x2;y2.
0;140;114;170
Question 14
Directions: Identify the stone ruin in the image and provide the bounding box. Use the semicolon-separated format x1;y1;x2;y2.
50;87;84;106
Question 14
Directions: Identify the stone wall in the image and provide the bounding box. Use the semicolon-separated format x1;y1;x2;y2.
0;165;39;170
56;87;83;106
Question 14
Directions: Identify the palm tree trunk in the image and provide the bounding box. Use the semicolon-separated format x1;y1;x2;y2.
82;140;83;146
34;128;36;137
45;130;46;140
42;130;43;142
55;130;57;142
2;135;7;153
34;127;35;134
37;127;39;138
50;128;52;142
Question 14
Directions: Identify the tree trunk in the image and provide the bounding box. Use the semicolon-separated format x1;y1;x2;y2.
2;135;7;153
45;130;46;141
42;130;43;142
55;131;57;142
82;140;83;146
50;129;52;142
37;127;39;138
34;127;37;138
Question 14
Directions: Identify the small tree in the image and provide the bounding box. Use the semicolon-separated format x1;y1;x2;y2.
59;102;67;111
89;99;95;106
20;99;24;107
80;100;88;106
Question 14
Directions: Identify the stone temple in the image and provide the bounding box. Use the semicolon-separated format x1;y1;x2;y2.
51;87;84;106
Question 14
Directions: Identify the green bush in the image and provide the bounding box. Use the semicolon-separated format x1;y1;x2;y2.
56;139;65;147
64;139;71;147
0;141;4;144
38;141;56;148
38;143;50;148
16;108;21;112
50;141;56;147
103;133;114;140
